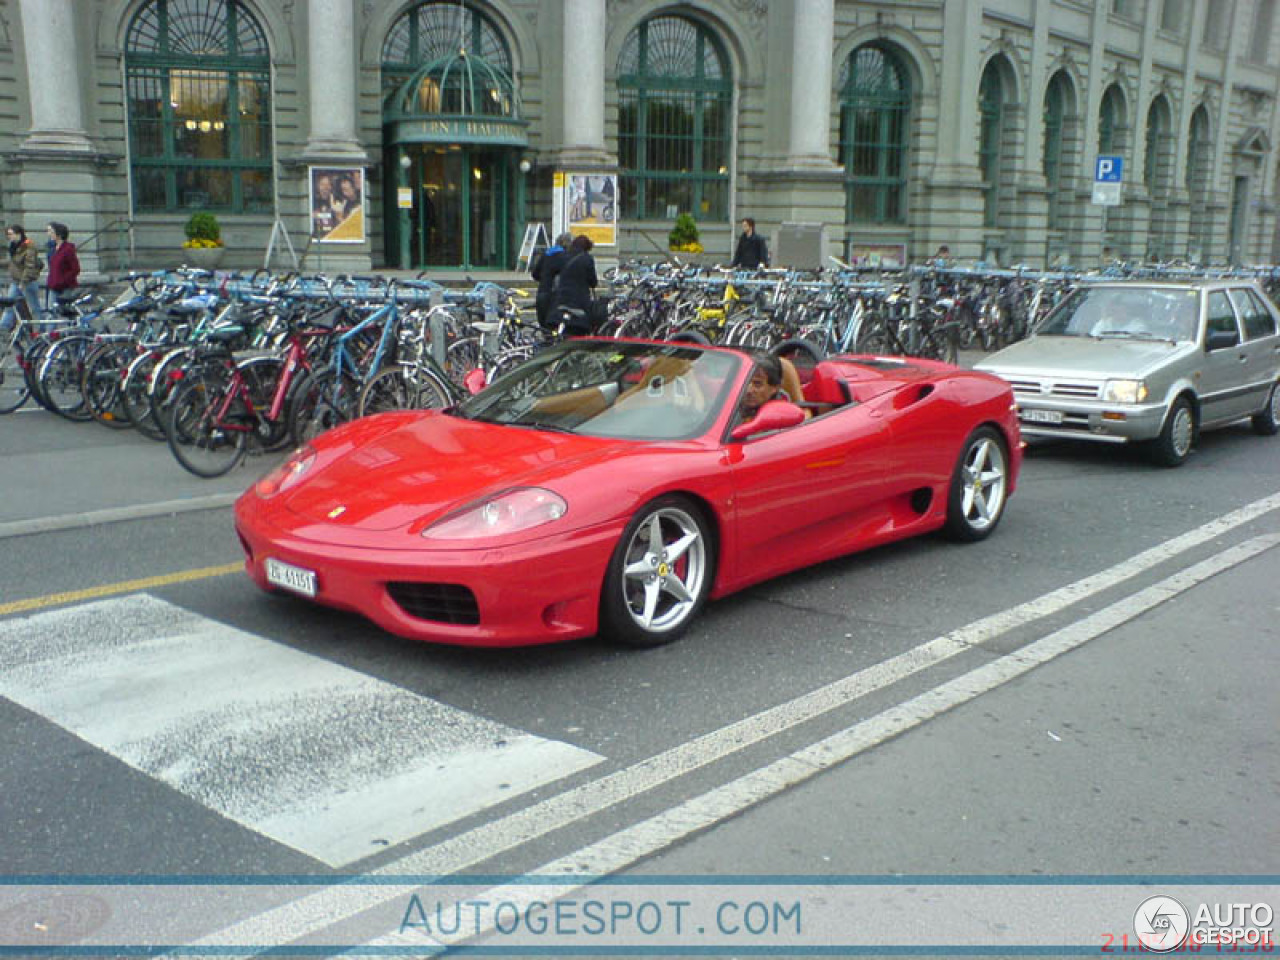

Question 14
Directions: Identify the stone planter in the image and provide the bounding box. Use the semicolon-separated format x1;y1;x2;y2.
179;246;225;271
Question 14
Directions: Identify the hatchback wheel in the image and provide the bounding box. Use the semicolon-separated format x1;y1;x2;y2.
1252;382;1280;437
1150;397;1195;467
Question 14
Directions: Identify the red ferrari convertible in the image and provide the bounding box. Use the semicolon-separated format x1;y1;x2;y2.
234;340;1021;648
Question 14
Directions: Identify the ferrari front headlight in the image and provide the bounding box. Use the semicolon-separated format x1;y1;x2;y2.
423;487;567;539
1102;379;1149;404
254;445;316;498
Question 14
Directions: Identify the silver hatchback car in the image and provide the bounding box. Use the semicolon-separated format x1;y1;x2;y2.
976;280;1280;466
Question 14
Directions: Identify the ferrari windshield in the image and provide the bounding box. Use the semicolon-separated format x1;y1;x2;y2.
453;340;743;440
1036;286;1200;342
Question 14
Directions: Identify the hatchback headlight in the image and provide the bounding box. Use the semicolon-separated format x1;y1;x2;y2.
1102;379;1149;404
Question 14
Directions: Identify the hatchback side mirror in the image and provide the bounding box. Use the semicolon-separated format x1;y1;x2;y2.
463;368;488;395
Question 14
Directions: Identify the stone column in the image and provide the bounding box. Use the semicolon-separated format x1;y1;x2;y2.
560;0;608;162
783;0;836;167
303;0;365;159
16;0;91;151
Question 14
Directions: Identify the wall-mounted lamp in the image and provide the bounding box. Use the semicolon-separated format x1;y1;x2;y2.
399;154;412;169
518;158;532;174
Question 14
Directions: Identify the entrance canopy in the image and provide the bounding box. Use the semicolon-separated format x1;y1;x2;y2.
384;50;528;147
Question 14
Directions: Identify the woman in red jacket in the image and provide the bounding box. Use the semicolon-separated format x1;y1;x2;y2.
46;222;80;304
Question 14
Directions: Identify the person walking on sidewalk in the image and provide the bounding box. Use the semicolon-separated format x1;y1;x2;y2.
730;217;769;270
45;222;80;306
3;224;43;330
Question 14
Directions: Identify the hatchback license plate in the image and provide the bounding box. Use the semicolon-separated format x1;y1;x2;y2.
265;558;317;598
1020;408;1064;425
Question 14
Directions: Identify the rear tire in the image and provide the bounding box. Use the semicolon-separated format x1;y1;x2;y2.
1251;382;1279;436
944;426;1010;542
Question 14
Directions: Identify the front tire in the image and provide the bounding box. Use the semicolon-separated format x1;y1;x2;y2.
1149;396;1195;467
944;426;1010;542
599;497;714;648
1251;382;1279;436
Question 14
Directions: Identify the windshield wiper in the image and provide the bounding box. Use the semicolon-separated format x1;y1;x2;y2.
513;419;578;434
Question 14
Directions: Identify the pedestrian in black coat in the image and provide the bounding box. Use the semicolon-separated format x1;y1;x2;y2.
730;217;769;269
531;231;572;328
551;235;598;335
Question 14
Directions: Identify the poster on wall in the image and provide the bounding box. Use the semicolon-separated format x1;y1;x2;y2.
555;172;617;247
847;242;907;269
310;167;366;243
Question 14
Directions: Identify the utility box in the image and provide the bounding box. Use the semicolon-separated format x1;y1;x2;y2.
773;222;827;269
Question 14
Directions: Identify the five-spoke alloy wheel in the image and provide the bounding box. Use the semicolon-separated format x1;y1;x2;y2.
601;496;713;647
944;427;1009;541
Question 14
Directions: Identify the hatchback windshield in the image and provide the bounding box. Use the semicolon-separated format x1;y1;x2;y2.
1036;286;1200;342
453;340;742;440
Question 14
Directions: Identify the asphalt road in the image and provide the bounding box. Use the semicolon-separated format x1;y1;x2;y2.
0;398;1276;955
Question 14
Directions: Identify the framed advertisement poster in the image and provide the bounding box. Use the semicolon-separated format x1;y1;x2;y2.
556;172;617;246
310;167;366;244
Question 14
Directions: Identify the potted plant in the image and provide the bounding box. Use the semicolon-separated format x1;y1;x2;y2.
182;211;225;270
668;213;704;257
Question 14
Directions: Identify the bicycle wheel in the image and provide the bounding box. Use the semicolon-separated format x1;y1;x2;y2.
0;330;30;414
289;369;360;445
357;365;452;417
81;341;134;429
22;334;57;411
235;355;292;452
165;377;249;478
444;336;484;387
122;350;166;440
36;335;94;421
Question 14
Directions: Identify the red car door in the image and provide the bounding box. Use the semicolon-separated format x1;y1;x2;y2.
725;404;890;588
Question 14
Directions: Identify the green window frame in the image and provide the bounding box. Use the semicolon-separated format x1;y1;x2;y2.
978;63;1004;228
1143;98;1169;189
125;0;273;214
1043;75;1067;230
381;2;512;102
839;44;910;225
616;16;732;222
1098;86;1123;156
1186;107;1211;195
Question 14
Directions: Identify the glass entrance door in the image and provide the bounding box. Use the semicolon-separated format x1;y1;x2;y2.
405;146;510;269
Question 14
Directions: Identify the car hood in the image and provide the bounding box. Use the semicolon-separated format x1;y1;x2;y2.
283;411;632;532
976;336;1192;380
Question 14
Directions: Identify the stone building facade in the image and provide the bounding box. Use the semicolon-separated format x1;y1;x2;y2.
0;0;1276;275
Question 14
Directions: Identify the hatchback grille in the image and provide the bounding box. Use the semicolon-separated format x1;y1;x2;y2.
386;582;480;625
1007;378;1100;399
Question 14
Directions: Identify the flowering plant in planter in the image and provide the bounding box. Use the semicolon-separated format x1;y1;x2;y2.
668;213;703;253
183;212;223;249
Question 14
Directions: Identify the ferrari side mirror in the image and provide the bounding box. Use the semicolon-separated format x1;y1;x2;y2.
731;399;807;440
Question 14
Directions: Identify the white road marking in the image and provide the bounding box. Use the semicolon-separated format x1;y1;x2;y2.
0;595;603;868
189;493;1280;948
372;532;1280;949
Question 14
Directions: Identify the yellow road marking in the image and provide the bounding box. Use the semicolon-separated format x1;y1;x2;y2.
0;562;244;617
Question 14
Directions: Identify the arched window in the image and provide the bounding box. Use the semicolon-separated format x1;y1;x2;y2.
1098;85;1125;155
1043;72;1071;230
1186;106;1211;195
125;0;273;213
978;61;1005;228
381;2;512;101
1143;96;1172;189
616;15;732;221
838;44;910;225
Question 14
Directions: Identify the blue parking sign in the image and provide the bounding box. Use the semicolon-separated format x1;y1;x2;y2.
1095;155;1124;182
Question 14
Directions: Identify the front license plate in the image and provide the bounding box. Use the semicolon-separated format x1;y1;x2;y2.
1020;408;1064;425
265;557;317;598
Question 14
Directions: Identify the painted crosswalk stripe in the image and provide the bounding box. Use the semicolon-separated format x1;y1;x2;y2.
0;594;603;868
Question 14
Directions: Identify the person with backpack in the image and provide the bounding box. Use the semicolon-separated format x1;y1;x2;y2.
46;222;81;305
3;224;43;330
531;231;571;329
551;235;599;336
